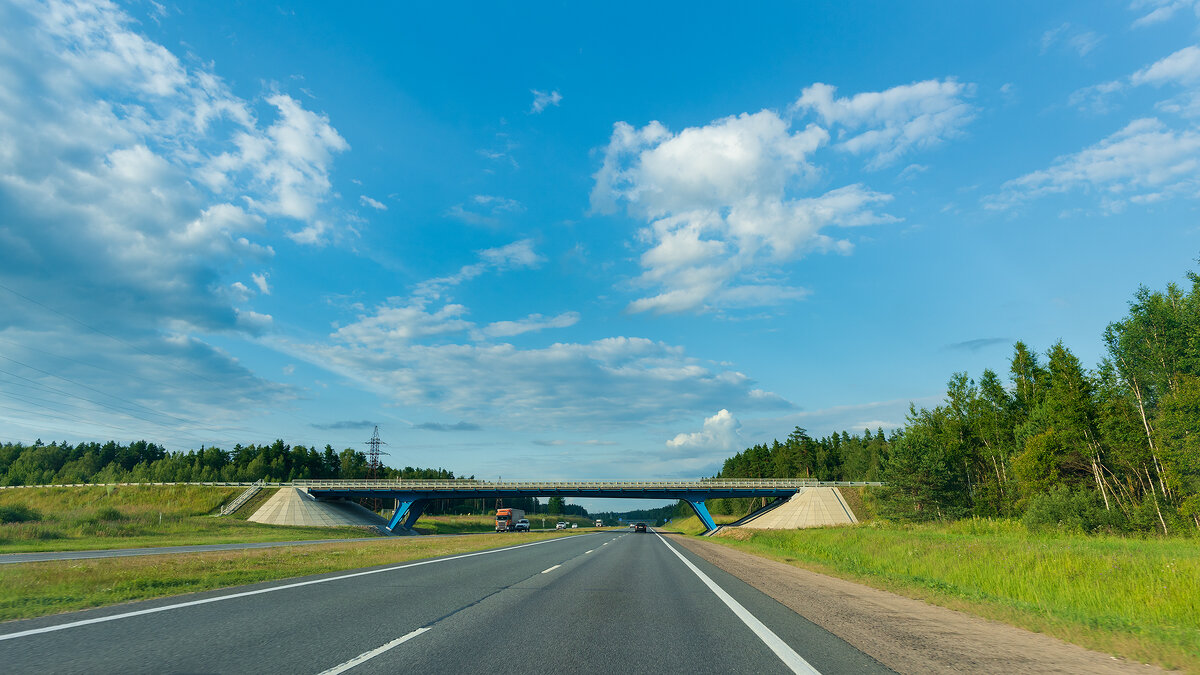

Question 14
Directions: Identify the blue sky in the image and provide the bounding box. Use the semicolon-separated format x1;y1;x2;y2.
1;1;1199;501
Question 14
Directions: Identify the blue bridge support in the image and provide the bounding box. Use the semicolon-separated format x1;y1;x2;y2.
685;500;717;533
386;499;429;531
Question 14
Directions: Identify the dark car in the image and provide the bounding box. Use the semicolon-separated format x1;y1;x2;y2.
634;522;647;532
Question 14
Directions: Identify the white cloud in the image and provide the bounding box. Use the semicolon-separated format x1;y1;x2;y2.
279;247;790;429
1070;45;1200;117
1040;24;1103;57
479;312;580;339
666;409;742;452
446;194;525;225
414;239;544;301
592;109;898;314
1130;0;1200;28
1132;45;1200;86
360;195;387;210
793;79;976;169
1068;80;1125;114
251;272;271;295
0;0;353;429
530;89;562;114
986;118;1200;211
287;335;789;429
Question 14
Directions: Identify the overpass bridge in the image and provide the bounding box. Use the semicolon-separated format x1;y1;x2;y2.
292;479;883;533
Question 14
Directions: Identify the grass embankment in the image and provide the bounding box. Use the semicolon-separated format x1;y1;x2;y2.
0;531;583;622
660;513;742;535
0;486;376;553
707;519;1200;671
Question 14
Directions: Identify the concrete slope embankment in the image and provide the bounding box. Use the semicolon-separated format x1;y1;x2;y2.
247;487;390;530
737;487;858;529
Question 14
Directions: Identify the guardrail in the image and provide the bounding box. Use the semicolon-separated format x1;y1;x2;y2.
0;481;288;489
293;479;884;490
219;479;265;515
0;479;884;490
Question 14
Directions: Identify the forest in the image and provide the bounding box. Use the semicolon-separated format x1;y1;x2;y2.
0;438;589;516
712;264;1200;535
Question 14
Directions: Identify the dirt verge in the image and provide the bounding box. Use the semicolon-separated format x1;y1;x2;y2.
669;535;1165;674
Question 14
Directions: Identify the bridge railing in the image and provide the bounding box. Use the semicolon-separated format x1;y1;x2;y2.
292;479;883;490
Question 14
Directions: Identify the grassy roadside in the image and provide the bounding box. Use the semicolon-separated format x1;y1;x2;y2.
0;531;582;622
659;514;741;535
0;486;377;552
702;520;1200;672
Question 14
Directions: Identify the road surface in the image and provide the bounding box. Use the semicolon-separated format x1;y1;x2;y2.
0;530;891;674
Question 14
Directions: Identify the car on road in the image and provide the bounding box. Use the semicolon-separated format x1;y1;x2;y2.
514;518;530;532
634;522;647;532
555;521;567;530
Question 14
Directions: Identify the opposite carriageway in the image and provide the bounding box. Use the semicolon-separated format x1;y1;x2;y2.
292;479;884;533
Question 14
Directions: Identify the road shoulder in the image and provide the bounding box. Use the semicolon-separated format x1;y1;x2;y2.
667;534;1163;675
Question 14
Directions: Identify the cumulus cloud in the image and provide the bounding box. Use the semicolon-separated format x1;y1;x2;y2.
666;409;742;452
251;273;271;295
0;0;355;433
793;79;976;169
592;109;899;314
530;89;562;114
986;118;1200;211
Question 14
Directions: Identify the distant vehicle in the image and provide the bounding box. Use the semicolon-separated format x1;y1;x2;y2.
555;521;567;530
571;523;578;528
513;518;530;532
594;519;603;527
496;508;525;532
634;522;647;533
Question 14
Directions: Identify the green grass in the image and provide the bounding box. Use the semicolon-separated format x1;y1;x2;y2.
0;531;584;621
660;513;742;535
0;486;377;552
414;513;605;534
706;519;1200;671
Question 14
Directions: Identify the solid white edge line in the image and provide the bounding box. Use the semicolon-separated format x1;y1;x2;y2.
0;534;594;642
541;564;562;573
316;627;431;675
655;533;821;675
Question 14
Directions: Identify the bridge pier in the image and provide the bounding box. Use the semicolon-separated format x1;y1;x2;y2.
387;498;429;531
685;499;717;533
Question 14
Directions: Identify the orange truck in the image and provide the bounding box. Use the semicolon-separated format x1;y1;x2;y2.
495;507;525;532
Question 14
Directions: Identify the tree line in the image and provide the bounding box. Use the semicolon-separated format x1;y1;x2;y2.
713;263;1200;535
0;438;598;517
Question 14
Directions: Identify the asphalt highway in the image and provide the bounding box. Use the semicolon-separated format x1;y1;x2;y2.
0;531;891;674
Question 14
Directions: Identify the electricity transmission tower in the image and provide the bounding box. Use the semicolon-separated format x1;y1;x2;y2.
365;425;387;479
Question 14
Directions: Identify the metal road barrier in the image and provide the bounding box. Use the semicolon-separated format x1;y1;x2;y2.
291;479;883;490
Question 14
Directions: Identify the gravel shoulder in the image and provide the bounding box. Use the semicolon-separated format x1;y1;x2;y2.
668;534;1166;674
